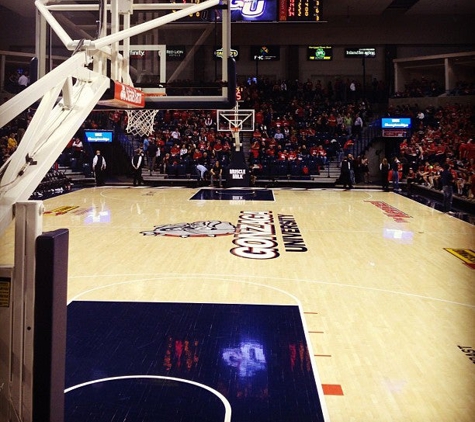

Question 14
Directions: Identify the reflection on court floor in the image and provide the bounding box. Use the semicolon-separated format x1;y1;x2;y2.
190;189;275;201
65;301;325;422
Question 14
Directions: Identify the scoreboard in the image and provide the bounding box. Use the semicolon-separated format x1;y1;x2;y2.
176;0;323;22
279;0;322;22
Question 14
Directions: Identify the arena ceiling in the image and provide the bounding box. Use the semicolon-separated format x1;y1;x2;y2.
1;0;475;19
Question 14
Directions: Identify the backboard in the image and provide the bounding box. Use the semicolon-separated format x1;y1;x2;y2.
125;42;236;110
217;109;255;132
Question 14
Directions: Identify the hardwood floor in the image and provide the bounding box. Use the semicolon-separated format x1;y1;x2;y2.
1;186;474;421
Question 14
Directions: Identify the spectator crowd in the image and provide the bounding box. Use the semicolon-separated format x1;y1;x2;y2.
1;76;474;202
387;102;475;199
102;78;374;183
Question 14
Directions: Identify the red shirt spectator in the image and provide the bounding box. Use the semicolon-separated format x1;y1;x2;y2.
288;151;297;161
213;139;223;154
170;144;180;158
266;147;276;158
250;140;260;159
343;139;354;151
255;111;264;125
277;150;288;161
327;113;337;129
193;149;202;161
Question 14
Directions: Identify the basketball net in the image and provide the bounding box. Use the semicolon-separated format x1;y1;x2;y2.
125;109;159;137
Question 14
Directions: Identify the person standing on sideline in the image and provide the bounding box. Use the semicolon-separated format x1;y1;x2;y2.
92;150;107;186
391;156;400;191
147;139;158;175
340;155;353;190
361;155;370;184
347;154;356;186
380;158;390;191
131;149;144;186
142;135;150;165
440;163;454;212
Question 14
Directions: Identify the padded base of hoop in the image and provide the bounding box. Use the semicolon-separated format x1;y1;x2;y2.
226;150;250;187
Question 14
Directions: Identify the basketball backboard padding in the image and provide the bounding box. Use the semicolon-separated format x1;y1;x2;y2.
217;109;255;132
97;80;146;109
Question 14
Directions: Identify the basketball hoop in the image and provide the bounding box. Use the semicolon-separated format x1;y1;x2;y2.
217;108;255;133
125;109;159;137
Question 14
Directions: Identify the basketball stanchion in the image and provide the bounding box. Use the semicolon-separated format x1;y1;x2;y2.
217;108;254;188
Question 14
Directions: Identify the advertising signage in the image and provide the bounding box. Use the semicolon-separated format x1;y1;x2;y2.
251;45;280;61
166;46;185;61
345;47;376;58
307;45;332;61
381;118;412;129
84;130;114;143
214;47;240;60
98;81;145;108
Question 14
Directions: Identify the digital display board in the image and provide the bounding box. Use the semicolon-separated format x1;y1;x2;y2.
345;47;376;58
84;130;114;143
191;0;278;22
381;117;412;129
307;45;332;61
381;118;411;138
231;0;278;21
174;0;322;22
251;45;280;61
381;129;408;138
382;129;409;138
278;0;322;21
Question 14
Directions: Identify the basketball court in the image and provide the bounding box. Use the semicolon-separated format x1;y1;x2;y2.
1;186;474;421
0;1;474;420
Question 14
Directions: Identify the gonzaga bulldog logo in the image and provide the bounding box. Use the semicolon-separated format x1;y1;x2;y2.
141;221;236;238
